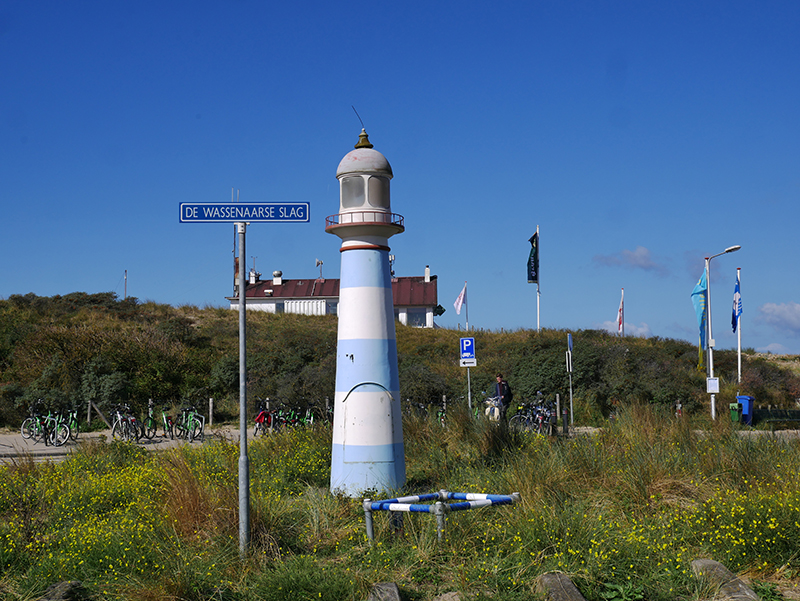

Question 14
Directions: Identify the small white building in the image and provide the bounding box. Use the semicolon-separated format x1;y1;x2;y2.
228;266;440;328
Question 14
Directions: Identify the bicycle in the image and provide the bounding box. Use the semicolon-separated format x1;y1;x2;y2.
142;399;158;440
510;400;557;435
161;405;174;439
254;400;277;436
175;406;205;442
111;404;141;442
64;408;80;441
21;403;70;446
21;402;46;442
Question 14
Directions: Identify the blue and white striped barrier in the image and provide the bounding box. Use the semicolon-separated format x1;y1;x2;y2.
362;490;521;542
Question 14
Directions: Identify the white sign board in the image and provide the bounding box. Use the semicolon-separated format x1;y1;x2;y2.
706;377;720;394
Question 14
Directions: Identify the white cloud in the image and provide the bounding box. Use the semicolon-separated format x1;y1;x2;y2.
757;342;792;354
758;302;800;336
593;246;669;277
599;320;652;337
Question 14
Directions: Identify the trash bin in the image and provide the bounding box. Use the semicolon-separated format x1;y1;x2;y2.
737;395;754;425
729;402;741;423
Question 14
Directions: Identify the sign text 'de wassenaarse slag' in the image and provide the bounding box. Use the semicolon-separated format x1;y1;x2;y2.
179;202;310;223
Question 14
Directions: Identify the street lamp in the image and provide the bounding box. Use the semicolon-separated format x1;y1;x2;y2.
706;244;741;420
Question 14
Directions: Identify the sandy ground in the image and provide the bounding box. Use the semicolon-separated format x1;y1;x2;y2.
0;424;246;464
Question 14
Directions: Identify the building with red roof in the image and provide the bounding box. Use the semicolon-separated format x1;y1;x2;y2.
228;265;440;328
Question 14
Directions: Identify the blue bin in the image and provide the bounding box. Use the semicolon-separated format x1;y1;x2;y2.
737;395;754;425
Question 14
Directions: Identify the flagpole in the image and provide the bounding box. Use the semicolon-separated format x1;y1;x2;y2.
536;225;540;332
737;267;742;387
463;281;471;413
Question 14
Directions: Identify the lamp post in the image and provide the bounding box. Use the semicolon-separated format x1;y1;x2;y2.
706;244;741;420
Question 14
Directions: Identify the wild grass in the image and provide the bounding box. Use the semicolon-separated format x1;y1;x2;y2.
2;405;800;600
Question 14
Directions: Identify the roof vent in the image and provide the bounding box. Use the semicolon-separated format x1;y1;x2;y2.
272;270;283;286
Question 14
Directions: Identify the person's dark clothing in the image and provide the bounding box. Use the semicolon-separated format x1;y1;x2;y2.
496;379;512;421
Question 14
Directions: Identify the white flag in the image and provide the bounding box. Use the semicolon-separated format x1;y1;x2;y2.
617;288;624;335
454;283;467;316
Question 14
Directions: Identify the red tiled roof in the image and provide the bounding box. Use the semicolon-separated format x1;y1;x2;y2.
243;276;437;307
391;277;438;307
246;278;340;299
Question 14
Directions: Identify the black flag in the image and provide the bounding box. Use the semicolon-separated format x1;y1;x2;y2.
527;232;539;284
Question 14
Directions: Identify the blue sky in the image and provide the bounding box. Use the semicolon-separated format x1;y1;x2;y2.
2;1;799;354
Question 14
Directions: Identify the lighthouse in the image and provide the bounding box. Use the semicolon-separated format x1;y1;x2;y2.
326;129;405;497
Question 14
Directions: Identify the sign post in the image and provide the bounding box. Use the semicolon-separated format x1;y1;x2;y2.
180;200;309;557
566;334;574;426
460;337;476;411
236;222;249;556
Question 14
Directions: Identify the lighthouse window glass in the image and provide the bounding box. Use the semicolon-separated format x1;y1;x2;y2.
341;176;365;208
368;177;390;208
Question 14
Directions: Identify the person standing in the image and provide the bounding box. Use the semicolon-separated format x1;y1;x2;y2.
495;373;512;421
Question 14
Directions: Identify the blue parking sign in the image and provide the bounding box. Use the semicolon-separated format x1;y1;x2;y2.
460;337;476;367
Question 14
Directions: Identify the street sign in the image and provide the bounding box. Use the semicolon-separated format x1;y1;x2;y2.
179;202;310;223
460;337;476;367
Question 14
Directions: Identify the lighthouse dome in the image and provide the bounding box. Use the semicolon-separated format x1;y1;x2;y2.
336;130;393;179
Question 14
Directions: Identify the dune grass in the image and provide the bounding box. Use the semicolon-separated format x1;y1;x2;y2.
2;405;800;600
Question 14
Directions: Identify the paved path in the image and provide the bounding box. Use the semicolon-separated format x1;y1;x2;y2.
0;426;246;464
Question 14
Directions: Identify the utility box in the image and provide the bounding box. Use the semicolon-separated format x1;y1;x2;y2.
729;402;741;423
737;395;755;426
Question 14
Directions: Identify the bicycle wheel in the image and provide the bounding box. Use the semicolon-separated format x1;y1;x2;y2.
21;417;35;439
143;417;157;440
190;420;203;442
111;421;123;441
52;424;70;447
509;414;526;433
69;419;80;441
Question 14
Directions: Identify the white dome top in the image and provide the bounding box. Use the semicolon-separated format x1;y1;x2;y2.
336;130;393;179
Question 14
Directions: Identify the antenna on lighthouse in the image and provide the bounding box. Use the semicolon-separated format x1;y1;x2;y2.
351;105;365;129
315;258;324;279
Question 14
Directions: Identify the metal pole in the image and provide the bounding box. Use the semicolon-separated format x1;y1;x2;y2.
566;350;574;425
706;257;716;421
467;367;472;412
569;369;574;425
363;499;374;545
705;246;741;420
237;222;250;556
737;267;742;386
536;224;540;332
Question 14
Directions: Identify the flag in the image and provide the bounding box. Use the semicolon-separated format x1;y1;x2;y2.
527;232;539;284
691;270;708;370
454;283;467;316
617;288;624;335
732;273;742;333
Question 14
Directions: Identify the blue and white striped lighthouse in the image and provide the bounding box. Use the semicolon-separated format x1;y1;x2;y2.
326;129;405;497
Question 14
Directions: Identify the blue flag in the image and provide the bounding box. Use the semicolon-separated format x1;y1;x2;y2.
691;270;708;349
732;273;742;333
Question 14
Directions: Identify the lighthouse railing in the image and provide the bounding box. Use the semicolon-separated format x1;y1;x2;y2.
325;211;404;228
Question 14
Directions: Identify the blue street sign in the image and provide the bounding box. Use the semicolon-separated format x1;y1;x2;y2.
460;337;476;367
180;202;310;223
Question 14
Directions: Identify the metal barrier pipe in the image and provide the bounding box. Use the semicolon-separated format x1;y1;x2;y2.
432;502;447;541
363;499;374;544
